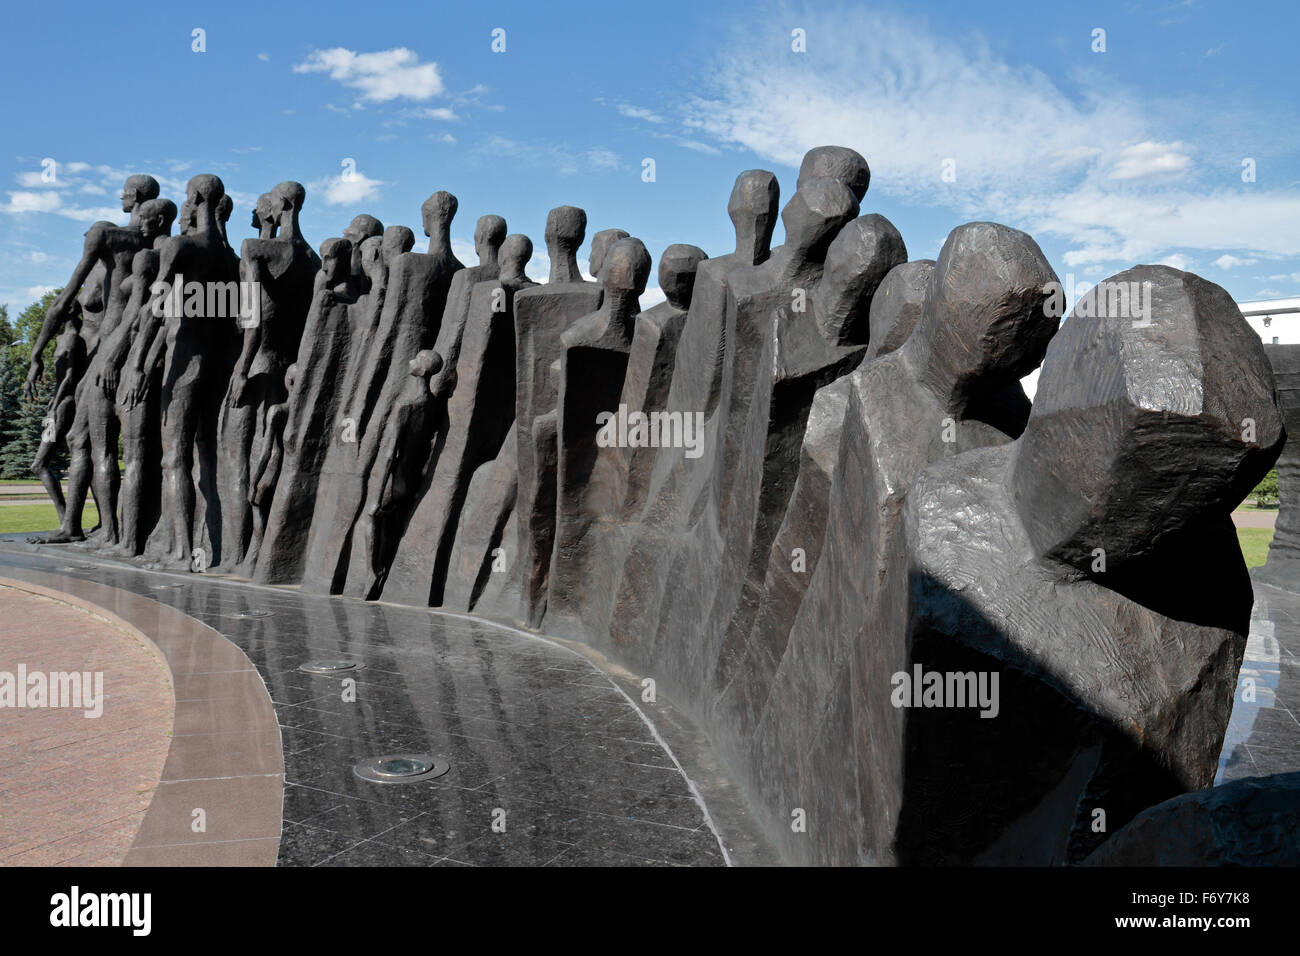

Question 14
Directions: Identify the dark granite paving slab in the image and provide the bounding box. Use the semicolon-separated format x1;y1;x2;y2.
0;542;731;867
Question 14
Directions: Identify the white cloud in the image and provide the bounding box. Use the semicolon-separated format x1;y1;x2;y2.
678;140;721;155
639;285;667;309
683;5;1300;273
452;239;477;264
3;163;194;225
526;248;551;283
1157;253;1192;271
293;47;445;102
586;148;621;171
1027;188;1300;267
26;284;56;298
421;107;458;121
618;104;665;123
257;52;270;62
439;133;456;144
1108;140;1192;181
1213;254;1258;269
312;171;384;206
16;171;58;188
5;191;62;214
688;9;1146;204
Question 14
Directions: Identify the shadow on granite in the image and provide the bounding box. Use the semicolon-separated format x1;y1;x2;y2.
0;543;746;867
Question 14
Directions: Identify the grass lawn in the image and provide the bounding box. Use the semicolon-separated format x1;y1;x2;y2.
1238;527;1274;568
1237;502;1280;513
0;503;98;536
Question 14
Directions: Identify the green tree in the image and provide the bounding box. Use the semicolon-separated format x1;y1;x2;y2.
1252;468;1279;508
0;359;22;458
0;376;56;479
0;291;73;479
10;290;62;380
0;304;14;356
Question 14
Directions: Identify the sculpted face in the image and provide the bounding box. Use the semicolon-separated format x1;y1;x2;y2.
343;214;383;247
409;349;442;379
217;194;233;232
121;174;159;213
359;236;385;281
920;221;1059;386
727;170;780;263
320;238;351;285
254;193;275;233
589;228;630;280
779;177;858;262
136;198;176;243
178;199;196;237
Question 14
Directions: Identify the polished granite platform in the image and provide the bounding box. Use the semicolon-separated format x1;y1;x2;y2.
7;534;1299;867
0;544;757;867
1217;575;1300;784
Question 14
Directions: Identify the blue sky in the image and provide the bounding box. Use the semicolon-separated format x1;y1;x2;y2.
3;0;1298;313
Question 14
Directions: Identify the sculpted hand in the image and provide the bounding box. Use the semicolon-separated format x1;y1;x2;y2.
24;359;44;402
99;366;120;398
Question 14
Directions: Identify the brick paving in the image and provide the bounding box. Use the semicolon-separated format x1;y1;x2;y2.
0;585;173;866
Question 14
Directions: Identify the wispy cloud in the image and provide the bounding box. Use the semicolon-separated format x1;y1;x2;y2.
294;47;445;103
677;3;1300;275
477;136;623;177
618;104;665;123
1;161;199;223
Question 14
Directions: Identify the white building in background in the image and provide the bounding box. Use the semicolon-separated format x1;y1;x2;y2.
1020;297;1300;400
1239;297;1300;346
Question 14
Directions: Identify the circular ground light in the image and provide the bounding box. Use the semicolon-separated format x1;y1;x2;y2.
221;609;272;620
299;660;362;676
353;753;450;785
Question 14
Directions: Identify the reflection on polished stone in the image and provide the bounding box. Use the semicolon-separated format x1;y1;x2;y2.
0;543;727;867
1217;575;1300;783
